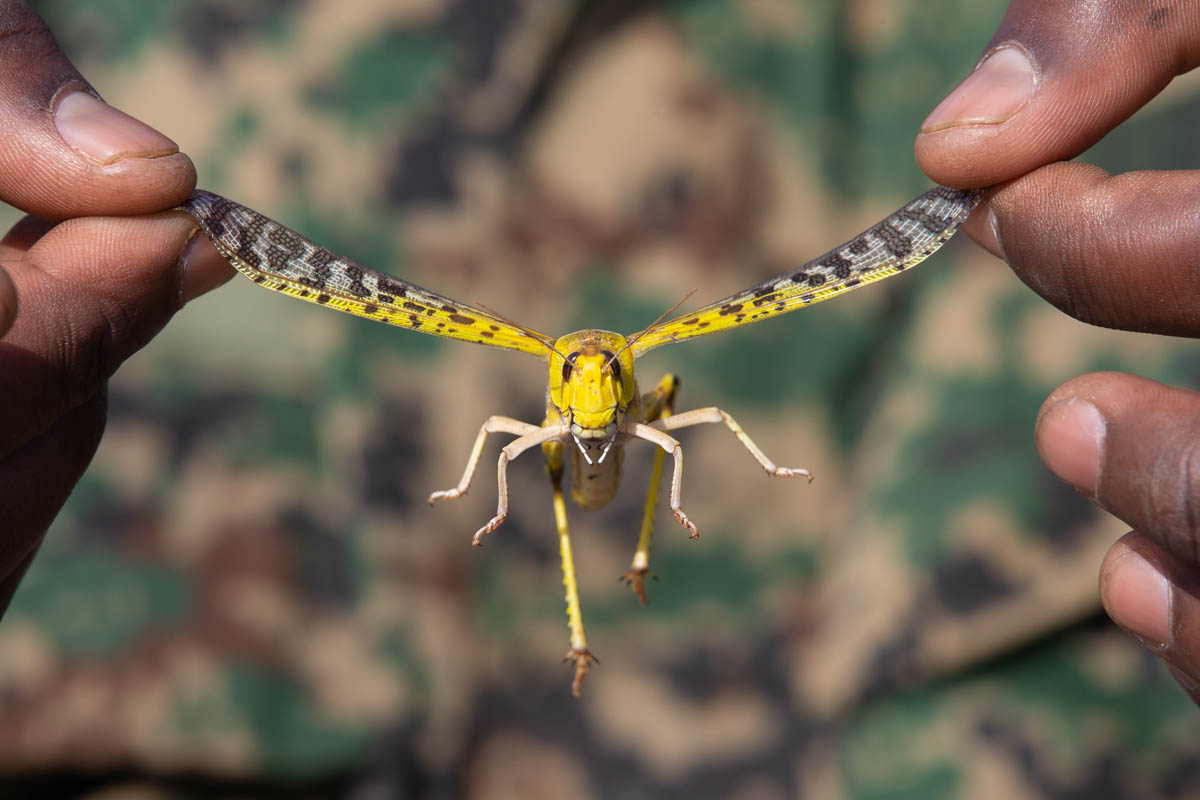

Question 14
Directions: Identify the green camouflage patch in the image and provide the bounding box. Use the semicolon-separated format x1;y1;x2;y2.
2;0;1199;795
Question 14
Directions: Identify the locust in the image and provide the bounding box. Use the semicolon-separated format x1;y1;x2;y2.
182;185;980;696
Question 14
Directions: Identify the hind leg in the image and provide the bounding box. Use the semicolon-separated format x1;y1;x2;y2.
620;374;679;604
544;436;597;697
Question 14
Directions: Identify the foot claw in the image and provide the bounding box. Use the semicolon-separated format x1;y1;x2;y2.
673;509;698;539
773;467;813;482
620;568;657;606
564;648;598;697
428;488;464;505
471;514;505;546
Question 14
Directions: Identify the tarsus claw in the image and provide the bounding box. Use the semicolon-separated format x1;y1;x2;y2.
620;568;657;606
564;648;598;697
772;467;812;482
471;514;505;546
673;509;698;539
428;487;464;505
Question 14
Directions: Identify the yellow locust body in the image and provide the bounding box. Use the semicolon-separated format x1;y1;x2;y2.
182;185;981;696
547;331;635;510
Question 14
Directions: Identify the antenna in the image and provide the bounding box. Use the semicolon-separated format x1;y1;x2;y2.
605;289;696;371
473;301;568;362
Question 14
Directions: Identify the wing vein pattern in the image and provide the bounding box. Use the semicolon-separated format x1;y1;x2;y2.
181;190;553;358
629;186;982;356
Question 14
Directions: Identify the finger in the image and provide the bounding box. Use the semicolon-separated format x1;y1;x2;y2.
1036;371;1200;567
0;215;54;259
1100;532;1200;702
0;390;106;582
0;217;54;335
978;162;1200;336
0;262;14;337
915;0;1200;187
0;545;39;618
0;211;232;452
0;0;195;218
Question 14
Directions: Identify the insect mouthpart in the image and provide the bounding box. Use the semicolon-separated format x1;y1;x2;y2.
571;421;617;440
572;432;616;466
570;421;618;466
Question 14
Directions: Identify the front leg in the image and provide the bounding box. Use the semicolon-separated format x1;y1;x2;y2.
471;423;568;546
623;422;698;539
428;416;541;505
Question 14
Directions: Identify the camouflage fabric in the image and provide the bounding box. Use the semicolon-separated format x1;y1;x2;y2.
2;0;1200;797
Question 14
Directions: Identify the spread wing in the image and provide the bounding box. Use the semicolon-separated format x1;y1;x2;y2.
628;186;982;357
182;191;554;359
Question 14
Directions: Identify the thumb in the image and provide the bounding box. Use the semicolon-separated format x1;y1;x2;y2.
0;0;195;219
915;0;1200;188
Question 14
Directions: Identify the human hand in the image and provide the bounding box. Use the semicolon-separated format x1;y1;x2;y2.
0;1;233;611
915;1;1200;695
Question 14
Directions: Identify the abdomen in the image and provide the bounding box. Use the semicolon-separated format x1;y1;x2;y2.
570;444;624;510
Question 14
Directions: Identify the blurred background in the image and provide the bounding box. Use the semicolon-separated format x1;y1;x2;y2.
2;0;1200;797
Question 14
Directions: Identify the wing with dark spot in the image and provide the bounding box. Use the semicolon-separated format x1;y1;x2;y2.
628;186;982;357
181;191;553;359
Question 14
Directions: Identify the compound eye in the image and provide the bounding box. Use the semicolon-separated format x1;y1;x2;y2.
562;353;579;383
604;350;624;383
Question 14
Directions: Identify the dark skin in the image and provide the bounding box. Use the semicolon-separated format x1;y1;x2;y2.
0;2;231;608
3;0;1200;696
917;0;1200;696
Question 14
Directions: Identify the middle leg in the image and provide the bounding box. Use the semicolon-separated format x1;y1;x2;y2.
429;415;541;505
653;407;812;481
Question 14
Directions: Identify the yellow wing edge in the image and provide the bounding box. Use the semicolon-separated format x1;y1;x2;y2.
180;190;554;359
629;186;983;356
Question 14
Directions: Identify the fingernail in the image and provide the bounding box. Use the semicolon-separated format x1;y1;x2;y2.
179;232;234;304
54;91;178;165
1037;396;1105;495
921;47;1036;132
985;206;1006;260
966;202;1006;261
1104;547;1170;650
